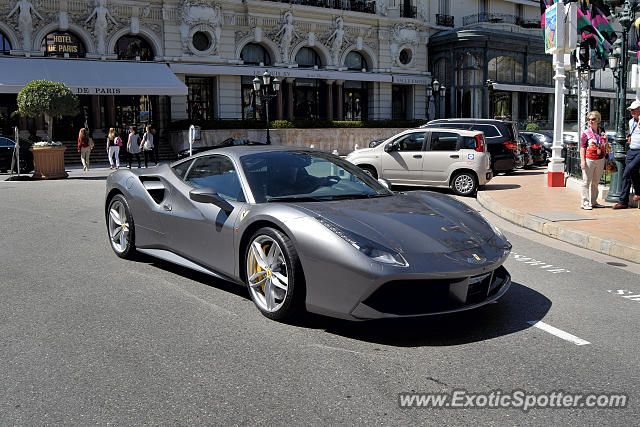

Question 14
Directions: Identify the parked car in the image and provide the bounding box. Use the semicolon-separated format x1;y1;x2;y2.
346;127;492;196
178;138;266;159
421;118;520;174
0;137;33;173
520;132;548;165
105;145;512;321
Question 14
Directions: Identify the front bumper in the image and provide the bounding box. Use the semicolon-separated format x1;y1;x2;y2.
350;265;511;319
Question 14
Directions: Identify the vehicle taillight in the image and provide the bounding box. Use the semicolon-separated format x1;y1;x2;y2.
503;141;518;151
475;134;485;152
531;143;541;149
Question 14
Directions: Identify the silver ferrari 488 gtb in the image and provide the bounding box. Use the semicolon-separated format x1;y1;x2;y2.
105;145;512;321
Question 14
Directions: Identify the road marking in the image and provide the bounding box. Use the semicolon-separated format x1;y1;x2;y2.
510;252;571;274
607;289;640;303
527;320;591;346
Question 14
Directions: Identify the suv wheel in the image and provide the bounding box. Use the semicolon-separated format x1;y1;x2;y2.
451;171;478;196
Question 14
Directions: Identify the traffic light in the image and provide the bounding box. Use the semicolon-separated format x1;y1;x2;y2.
577;41;591;69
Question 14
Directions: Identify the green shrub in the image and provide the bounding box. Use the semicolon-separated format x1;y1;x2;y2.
526;123;540;131
16;80;79;142
271;120;295;128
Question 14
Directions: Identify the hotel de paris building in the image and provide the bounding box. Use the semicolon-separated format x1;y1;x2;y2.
0;0;439;139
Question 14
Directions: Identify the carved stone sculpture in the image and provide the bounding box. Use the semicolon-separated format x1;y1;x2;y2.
85;0;118;55
275;12;294;63
327;17;344;67
7;0;43;52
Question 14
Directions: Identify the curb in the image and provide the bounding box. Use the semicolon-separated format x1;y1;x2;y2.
477;191;640;264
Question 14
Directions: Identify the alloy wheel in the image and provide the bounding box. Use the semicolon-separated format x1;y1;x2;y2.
108;199;130;253
453;173;475;196
246;235;289;313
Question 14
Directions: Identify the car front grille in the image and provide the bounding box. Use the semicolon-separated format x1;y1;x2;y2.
361;266;509;316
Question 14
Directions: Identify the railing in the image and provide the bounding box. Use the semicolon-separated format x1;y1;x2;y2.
463;13;520;26
565;144;611;186
261;0;376;14
436;14;454;27
400;4;417;18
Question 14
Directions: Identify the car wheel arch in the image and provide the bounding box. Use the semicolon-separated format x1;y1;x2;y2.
238;219;301;282
105;189;124;223
449;169;479;196
358;164;378;179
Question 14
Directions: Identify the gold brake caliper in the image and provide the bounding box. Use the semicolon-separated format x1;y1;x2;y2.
250;243;271;293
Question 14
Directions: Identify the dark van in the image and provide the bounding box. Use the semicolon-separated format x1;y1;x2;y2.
421;119;519;173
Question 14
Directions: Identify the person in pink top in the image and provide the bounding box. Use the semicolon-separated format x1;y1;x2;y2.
579;111;608;210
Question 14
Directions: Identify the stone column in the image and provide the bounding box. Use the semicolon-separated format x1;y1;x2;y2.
277;84;283;120
326;80;334;121
336;80;344;121
287;78;295;121
106;95;115;129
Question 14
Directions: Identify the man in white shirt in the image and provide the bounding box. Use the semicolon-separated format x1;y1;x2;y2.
614;100;640;209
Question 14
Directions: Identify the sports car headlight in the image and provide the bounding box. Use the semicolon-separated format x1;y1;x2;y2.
317;218;407;266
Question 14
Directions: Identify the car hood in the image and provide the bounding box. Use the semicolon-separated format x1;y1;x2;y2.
292;191;498;254
347;147;376;158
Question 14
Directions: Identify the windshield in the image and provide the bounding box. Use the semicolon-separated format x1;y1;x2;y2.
240;151;393;203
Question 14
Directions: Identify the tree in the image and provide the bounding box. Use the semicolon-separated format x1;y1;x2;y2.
16;80;80;142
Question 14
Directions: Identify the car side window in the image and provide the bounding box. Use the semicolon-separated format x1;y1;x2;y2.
172;159;193;179
393;132;425;151
429;132;458;151
184;155;246;202
461;136;478;150
474;125;500;138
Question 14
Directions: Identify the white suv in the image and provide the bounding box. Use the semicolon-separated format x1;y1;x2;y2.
345;128;492;196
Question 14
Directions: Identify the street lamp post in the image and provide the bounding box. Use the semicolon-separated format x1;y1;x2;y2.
252;70;280;145
606;0;639;202
426;85;433;121
431;80;446;119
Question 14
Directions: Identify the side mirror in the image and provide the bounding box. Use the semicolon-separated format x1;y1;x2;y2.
384;142;395;152
377;178;391;189
189;187;234;214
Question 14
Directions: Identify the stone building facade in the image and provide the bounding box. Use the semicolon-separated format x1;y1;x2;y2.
0;0;439;139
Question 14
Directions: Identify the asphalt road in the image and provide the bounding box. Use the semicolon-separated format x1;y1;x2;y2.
0;168;638;425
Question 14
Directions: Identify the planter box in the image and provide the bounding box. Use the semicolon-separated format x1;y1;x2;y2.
30;146;68;179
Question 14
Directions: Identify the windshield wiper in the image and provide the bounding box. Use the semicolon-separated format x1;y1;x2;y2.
325;193;391;200
266;195;331;202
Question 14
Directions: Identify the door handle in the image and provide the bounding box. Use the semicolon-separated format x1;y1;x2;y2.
163;204;172;211
413;154;422;159
450;155;459;158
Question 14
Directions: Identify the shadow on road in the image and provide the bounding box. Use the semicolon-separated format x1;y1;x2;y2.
298;282;551;347
483;184;521;191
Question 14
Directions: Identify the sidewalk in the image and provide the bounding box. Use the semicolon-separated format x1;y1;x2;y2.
477;168;640;264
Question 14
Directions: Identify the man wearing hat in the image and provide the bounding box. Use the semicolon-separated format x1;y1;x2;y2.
613;99;640;209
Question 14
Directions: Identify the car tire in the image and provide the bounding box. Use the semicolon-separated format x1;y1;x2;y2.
107;194;136;259
451;171;478;197
245;227;304;321
359;165;378;179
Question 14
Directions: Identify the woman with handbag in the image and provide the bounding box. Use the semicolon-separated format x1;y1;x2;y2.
77;127;91;171
580;111;608;210
140;124;155;168
106;127;121;170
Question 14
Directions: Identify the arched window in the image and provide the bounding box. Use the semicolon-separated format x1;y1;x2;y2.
456;53;482;86
115;35;154;61
241;43;271;66
433;58;451;87
527;60;552;85
488;56;523;83
295;47;321;68
345;51;367;71
41;31;86;58
0;31;11;55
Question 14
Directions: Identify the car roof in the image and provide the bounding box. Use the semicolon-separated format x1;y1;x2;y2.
400;128;483;137
427;118;517;125
171;144;326;165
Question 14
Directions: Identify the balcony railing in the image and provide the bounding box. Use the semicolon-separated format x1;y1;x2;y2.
400;4;417;18
463;13;542;29
436;14;454;27
261;0;376;14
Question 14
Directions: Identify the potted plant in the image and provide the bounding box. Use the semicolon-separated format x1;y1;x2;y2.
16;80;79;179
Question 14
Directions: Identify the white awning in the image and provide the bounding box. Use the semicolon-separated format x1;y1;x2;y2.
170;63;393;83
0;57;188;95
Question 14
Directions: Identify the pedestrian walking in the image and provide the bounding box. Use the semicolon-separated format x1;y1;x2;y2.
613;100;640;209
140;124;155;168
579;111;608;210
77;127;91;171
126;126;141;168
106;127;121;170
151;126;159;165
